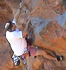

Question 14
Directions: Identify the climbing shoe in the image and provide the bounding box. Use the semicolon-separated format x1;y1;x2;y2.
22;58;27;64
57;56;63;61
12;55;20;66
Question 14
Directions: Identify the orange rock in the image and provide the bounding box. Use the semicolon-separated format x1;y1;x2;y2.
0;0;66;70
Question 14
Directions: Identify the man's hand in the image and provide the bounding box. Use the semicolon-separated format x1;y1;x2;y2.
19;0;24;9
23;31;28;38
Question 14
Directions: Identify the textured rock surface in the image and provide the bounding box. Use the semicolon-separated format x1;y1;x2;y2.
0;0;66;70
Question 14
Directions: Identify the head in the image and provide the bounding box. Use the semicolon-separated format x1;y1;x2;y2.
5;21;16;32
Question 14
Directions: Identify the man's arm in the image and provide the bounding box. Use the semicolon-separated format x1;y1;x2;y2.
22;21;29;37
13;1;24;23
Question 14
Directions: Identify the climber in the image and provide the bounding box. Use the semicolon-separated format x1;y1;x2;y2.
5;1;28;66
5;1;63;66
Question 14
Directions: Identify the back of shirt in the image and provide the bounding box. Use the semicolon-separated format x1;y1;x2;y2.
6;29;27;56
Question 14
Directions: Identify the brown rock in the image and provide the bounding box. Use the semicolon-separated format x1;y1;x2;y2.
0;0;66;70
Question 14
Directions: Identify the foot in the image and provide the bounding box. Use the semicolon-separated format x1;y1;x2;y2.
23;58;27;64
57;56;63;61
12;55;20;66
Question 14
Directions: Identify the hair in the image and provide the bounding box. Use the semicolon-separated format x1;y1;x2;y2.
5;21;13;32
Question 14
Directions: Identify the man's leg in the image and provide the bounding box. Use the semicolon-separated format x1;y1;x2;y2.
21;48;28;64
35;49;63;61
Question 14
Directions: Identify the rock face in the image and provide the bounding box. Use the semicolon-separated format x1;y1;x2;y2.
0;0;13;37
0;0;66;70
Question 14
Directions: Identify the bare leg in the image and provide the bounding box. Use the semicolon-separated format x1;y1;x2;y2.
35;49;57;61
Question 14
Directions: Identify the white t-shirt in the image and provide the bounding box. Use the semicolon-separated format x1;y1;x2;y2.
6;20;27;56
